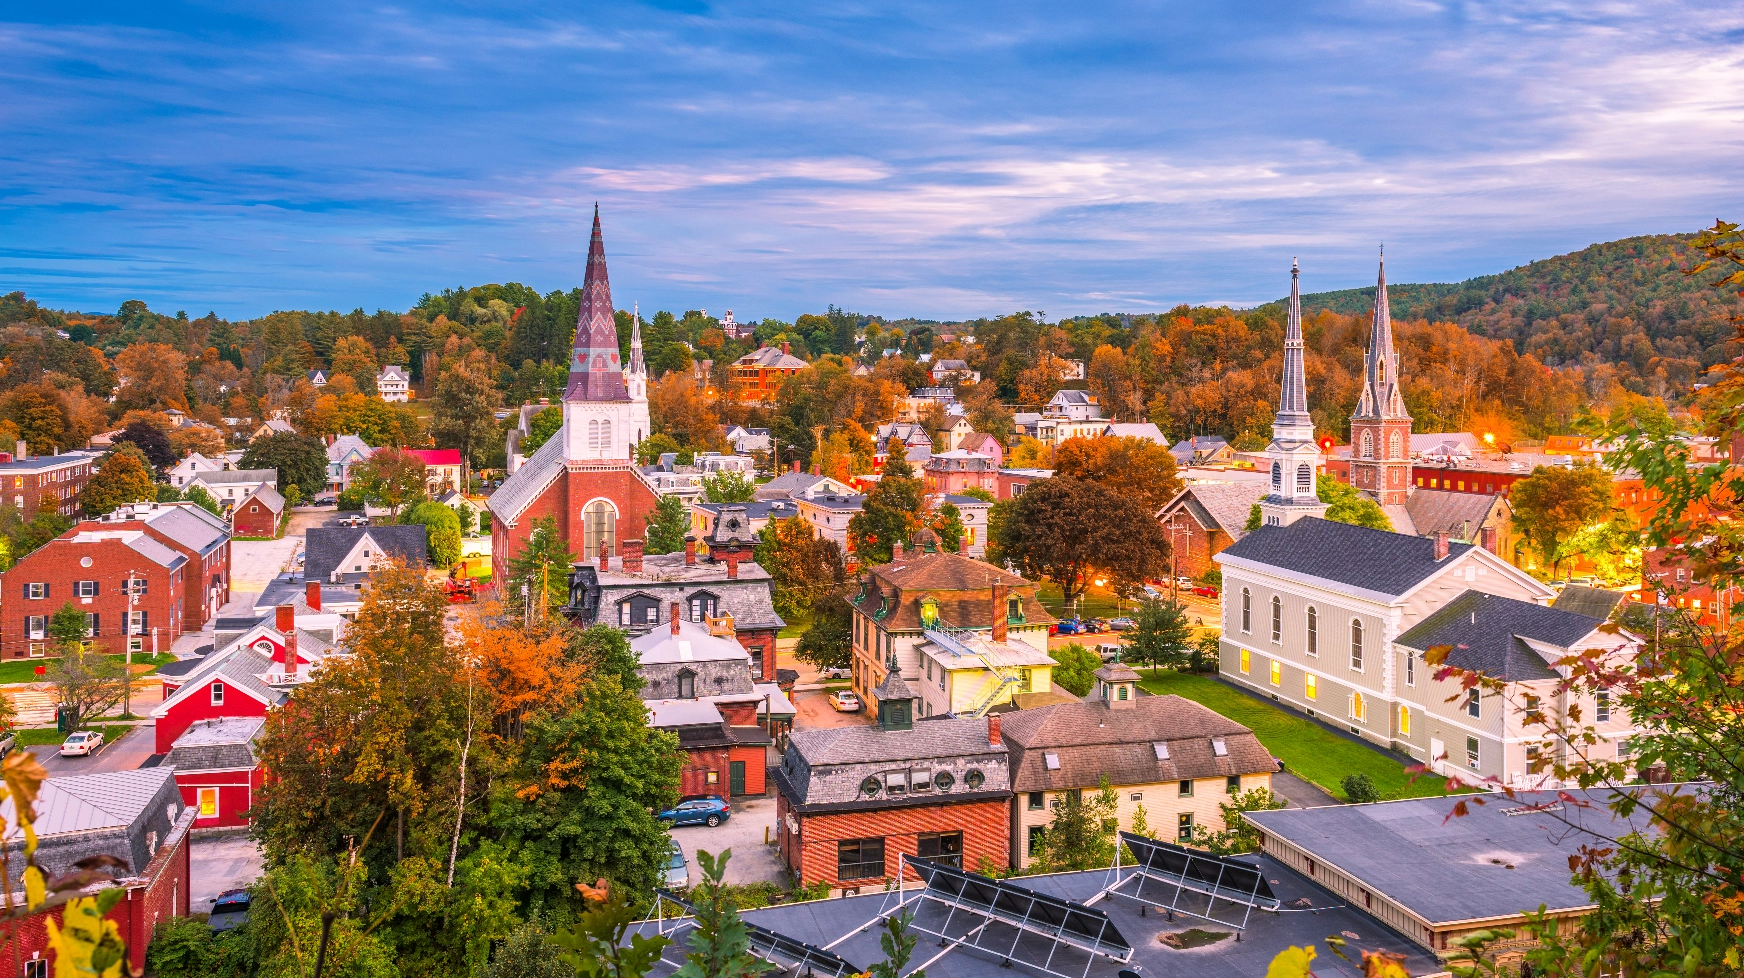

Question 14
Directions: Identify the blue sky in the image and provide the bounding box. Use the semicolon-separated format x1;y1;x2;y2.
3;2;1741;321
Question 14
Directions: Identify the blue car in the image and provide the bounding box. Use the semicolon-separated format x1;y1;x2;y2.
658;796;731;827
1056;619;1083;636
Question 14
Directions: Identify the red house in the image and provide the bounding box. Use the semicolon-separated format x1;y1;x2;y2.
230;483;285;538
0;524;187;659
166;716;265;829
152;605;330;755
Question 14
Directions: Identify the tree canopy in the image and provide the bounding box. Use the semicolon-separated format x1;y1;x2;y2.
991;476;1169;608
240;430;330;499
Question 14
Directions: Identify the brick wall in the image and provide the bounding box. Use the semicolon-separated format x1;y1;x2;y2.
735;627;778;681
1159;510;1227;581
105;515;232;632
494;466;660;569
778;796;1010;888
232;497;280;537
680;746;732;796
0;459;93;521
1;537;185;659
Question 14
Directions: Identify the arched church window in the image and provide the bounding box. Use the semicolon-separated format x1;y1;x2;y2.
1389;431;1403;459
599;419;612;455
587;419;601;453
1296;463;1312;492
1270;461;1281;490
583;499;618;562
1361;430;1374;458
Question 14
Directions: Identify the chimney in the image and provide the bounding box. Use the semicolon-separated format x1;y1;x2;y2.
725;550;740;579
305;580;321;613
811;463;820;476
276;603;294;635
621;538;644;574
781;341;790;356
988;713;1001;747
670;601;682;636
895;540;906;559
792;460;801;473
991;580;1008;643
1480;525;1497;555
538;397;549;405
956;533;965;554
684;535;697;566
1432;530;1449;560
14;440;24;459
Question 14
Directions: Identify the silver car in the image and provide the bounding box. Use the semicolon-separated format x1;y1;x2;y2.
664;841;689;889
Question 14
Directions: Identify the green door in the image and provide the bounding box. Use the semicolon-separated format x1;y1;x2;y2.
729;761;747;796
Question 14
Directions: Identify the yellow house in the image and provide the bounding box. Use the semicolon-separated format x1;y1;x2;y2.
913;616;1062;719
999;664;1277;870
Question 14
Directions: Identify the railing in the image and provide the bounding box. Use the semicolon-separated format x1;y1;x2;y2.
925;619;1025;718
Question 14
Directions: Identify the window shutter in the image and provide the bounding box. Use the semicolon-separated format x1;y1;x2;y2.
90;613;100;637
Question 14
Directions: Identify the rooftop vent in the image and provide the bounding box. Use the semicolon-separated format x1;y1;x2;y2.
1502;802;1563;817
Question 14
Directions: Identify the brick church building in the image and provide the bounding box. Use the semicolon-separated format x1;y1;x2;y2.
489;208;660;566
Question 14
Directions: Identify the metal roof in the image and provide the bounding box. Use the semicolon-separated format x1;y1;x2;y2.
2;768;178;838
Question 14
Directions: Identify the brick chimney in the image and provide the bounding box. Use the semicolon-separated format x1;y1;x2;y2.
305;580;321;613
792;460;800;473
621;538;644;574
1480;525;1497;555
684;535;697;566
811;463;820;476
956;533;965;554
988;713;1001;747
275;603;298;676
1432;530;1450;561
991;580;1007;643
724;550;740;579
781;341;790;356
895;540;905;559
670;601;682;636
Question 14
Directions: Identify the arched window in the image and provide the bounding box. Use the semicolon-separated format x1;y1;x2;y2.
1270;596;1282;642
1270;461;1281;490
1351;691;1366;722
1361;430;1374;458
599;419;613;456
587;419;602;453
1306;606;1318;656
1388;431;1403;459
1296;463;1312;492
582;499;618;562
1398;706;1411;736
1350;620;1364;671
1241;588;1251;633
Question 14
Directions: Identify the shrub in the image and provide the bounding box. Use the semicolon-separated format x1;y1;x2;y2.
1341;773;1380;804
336;486;365;511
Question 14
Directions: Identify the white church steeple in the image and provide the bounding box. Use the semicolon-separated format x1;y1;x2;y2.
1258;259;1328;527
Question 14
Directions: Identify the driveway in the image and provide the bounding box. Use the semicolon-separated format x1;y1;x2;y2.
668;793;785;888
792;690;875;731
28;723;153;776
230;536;302;594
190;833;265;913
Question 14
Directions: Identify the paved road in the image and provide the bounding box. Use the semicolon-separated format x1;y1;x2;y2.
190;834;265;912
792;689;875;730
27;723;154;776
668;793;785;887
1273;770;1341;809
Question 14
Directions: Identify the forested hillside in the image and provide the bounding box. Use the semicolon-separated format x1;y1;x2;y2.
1291;232;1742;398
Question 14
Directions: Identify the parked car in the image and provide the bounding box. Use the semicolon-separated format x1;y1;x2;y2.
664;841;690;888
59;730;103;757
1096;642;1125;662
338;515;370;528
1192;585;1220;598
1108;617;1137;631
310;494;337;507
209;889;250;932
829;690;861;712
1047;623;1060;636
1142;585;1165;601
658;797;731;828
1055;619;1083;636
0;730;14;758
1174;576;1194;590
818;666;851;681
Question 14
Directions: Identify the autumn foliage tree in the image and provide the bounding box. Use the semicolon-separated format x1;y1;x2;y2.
353;445;428;516
847;453;925;564
991;476;1170;608
81;444;157;515
1052;434;1183;513
1508;463;1615;577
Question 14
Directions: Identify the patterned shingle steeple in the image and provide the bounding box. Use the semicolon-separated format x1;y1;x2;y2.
564;204;630;402
1353;249;1408;421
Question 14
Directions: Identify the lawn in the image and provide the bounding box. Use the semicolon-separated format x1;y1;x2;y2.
0;653;177;685
778;611;812;639
1034;582;1136;620
1137;670;1454;802
14;722;137;748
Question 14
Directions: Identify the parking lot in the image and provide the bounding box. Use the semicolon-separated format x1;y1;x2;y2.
667;793;786;887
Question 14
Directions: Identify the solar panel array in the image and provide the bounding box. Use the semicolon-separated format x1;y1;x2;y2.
908;856;1134;961
1118;832;1280;908
656;890;863;977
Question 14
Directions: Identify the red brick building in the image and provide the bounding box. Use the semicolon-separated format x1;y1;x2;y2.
995;467;1052;501
0;449;95;520
1;524;188;659
924;450;999;496
95;502;233;631
1155;482;1268;580
230;483;285;538
0;768;194;976
775;689;1012;892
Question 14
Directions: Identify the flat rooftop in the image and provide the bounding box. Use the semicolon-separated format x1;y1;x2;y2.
627;859;1443;977
1247;786;1673;926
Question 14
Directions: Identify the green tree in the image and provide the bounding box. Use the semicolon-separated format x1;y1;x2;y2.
1036;778;1119;871
1127;599;1194;672
991;477;1169;609
1047;643;1100;697
402;500;463;567
1189;787;1286;855
1315;473;1393;531
956;486;996;504
432;353;503;479
182;483;223;518
508;516;576;618
701;470;756;503
47;643;127;730
926;501;964;553
48;601;89;646
353;445;428;517
633;432;682;466
754;518;845;620
644;494;690;555
81;444;157;516
240;430;330;499
794;593;852;671
671;850;770;978
1340;773;1380;804
548;892;670;978
520;406;563;455
1508;463;1617;577
847;454;925;564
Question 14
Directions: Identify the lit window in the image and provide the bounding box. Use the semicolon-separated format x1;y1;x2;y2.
1239;648;1250;674
1351;691;1366;722
1305;674;1317;700
197;788;218;818
1398;706;1410;736
1269;660;1282;686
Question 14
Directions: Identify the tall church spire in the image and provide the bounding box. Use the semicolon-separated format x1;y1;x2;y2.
564;204;630;402
1348;248;1414;506
1353;248;1407;422
1276;258;1311;430
1259;259;1328;528
628;302;646;378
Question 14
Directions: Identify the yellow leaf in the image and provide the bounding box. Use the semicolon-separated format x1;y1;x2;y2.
3;750;47;819
23;866;45;910
1266;944;1318;978
1363;949;1411;978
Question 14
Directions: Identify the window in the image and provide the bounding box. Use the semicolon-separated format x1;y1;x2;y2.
1240;589;1251;632
581;499;617;562
1270;461;1281;490
25;959;46;978
84;613;98;638
127;610;146;635
1617;738;1633;759
1466;689;1480;718
1296;463;1312;492
619;603;630;626
1027;825;1046;857
211;682;225;706
1270;596;1281;642
1269;660;1281;686
1350;691;1366;722
197;788;218;818
1350;620;1364;671
837;838;885;881
1596;689;1611;723
74;581;97;597
25;616;45;640
128;638;143;653
1389;432;1403;459
1361;430;1374;458
1177;813;1194;842
1466;736;1480;770
917;831;963;867
1306;607;1318;656
1239;648;1250;674
1027;791;1043;810
1405;651;1415;687
1526;742;1540;769
1398;706;1410;736
1227;776;1241;793
1305;674;1317;700
1178;779;1193;797
677;670;695;699
1019;668;1032;692
25;583;44;600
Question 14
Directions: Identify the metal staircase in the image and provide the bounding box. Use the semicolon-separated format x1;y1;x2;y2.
923;622;1023;718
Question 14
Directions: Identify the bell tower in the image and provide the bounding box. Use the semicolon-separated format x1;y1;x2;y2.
1258;259;1328;527
1348;249;1413;506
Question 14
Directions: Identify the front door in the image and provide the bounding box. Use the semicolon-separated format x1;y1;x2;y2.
1429;738;1446;775
729;760;746;796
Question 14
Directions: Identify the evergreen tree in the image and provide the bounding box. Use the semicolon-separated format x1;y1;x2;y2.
1127;599;1195;672
508;516;575;617
848;454;925;564
671;850;771;978
644;494;690;555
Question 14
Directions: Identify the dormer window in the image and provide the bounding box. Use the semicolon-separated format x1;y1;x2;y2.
677;670;695;699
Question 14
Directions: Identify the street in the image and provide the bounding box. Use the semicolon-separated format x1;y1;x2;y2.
26;723;155;776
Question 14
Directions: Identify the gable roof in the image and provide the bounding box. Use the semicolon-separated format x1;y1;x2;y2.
1552;585;1626;620
63;529;187;570
1158;482;1268;540
1217;517;1475;599
1402;489;1504;540
4;768;179;838
241;483;286;514
192;468;277;485
166;716;266;773
1395;589;1607;680
789;716;999;766
153;643;282;714
999;694;1273;791
377;365;409;382
304;524;429;582
488;427;565;524
753;471;853;501
326;434;374;462
1105;422;1167;445
142;504;230;556
1048;390;1096;406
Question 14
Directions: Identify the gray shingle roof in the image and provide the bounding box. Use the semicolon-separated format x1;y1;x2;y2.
487;429;565;523
5;768;179;837
144;505;229;556
242;483;285;513
999;695;1273;792
753;471;842;501
192;468;278;485
790;716;998;766
586;553;786;632
1218;517;1473;598
1160;482;1268;537
123;534;186;570
1402;488;1502;540
166;717;263;772
304;524;428;582
1395;590;1603;680
1552;585;1626;620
